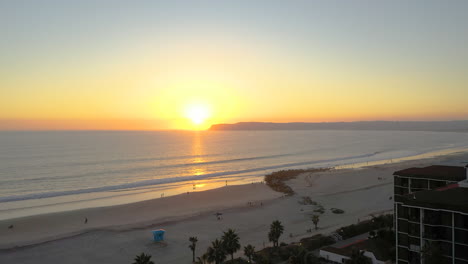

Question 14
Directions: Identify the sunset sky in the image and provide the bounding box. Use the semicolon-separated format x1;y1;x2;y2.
1;0;467;130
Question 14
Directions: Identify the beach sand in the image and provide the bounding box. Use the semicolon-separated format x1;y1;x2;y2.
1;152;467;263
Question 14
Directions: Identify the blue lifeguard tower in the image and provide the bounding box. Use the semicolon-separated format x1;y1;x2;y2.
152;229;165;242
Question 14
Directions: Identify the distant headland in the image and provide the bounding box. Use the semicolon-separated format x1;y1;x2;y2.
209;121;468;132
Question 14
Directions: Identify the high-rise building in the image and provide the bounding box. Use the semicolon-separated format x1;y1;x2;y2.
394;165;466;197
394;165;468;264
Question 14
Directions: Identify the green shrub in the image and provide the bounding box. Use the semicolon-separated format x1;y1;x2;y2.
331;208;345;214
264;168;329;195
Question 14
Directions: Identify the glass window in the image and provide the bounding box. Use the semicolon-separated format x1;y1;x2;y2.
455;213;468;229
399;220;409;233
398;246;409;259
411;179;428;189
409;208;420;221
429;180;446;189
456;229;468;245
398;205;409;219
441;212;452;226
399;233;409;246
456;244;468;260
409;223;420;236
425;210;441;225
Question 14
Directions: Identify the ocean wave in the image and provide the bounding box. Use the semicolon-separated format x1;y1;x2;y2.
0;151;381;203
0;150;321;185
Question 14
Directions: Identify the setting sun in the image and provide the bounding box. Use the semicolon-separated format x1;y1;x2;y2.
184;103;211;125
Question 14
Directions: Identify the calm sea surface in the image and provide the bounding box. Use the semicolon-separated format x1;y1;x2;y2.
1;130;468;219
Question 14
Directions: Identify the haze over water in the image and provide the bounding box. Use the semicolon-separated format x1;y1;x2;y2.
1;130;468;220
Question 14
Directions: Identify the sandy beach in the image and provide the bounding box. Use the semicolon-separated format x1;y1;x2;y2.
1;152;467;263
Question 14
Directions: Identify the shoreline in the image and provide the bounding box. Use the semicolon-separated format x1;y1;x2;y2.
2;145;468;222
0;183;281;249
1;151;468;263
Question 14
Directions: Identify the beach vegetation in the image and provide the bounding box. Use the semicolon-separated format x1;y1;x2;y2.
330;208;344;214
189;236;198;263
243;244;255;263
287;246;318;264
312;205;325;214
311;215;320;230
264;168;329;195
338;214;393;239
367;228;396;262
132;253;154;264
206;239;227;264
252;252;272;264
299;234;334;251
268;220;284;247
222;229;241;262
195;253;208;264
242;214;393;264
298;196;316;205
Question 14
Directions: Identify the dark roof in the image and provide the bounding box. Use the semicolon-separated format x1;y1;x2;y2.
321;239;389;261
394;165;466;181
321;246;350;257
396;186;468;213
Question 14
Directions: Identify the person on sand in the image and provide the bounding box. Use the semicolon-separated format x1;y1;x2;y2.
84;218;88;224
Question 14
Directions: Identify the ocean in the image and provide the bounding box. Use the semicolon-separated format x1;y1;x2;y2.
1;130;468;220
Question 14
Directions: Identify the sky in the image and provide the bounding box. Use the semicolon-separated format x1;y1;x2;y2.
1;0;467;130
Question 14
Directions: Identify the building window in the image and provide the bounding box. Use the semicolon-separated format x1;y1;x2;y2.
424;225;452;241
397;177;409;187
455;229;468;244
398;246;409;259
398;205;409;219
409;251;421;264
395;186;408;195
409;223;420;236
399;220;409;233
399;233;409;246
424;210;441;225
429;180;446;189
409;208;420;222
455;213;468;229
440;212;452;226
455;244;468;260
411;179;428;189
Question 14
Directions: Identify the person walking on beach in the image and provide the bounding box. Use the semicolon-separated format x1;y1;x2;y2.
84;217;88;224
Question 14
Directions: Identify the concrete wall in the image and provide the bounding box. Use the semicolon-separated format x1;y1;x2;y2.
319;249;385;264
319;250;349;263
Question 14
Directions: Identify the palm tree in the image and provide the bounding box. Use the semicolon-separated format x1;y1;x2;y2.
268;220;284;247
222;229;241;262
195;253;208;264
189;236;198;263
206;239;227;264
288;246;305;264
312;215;320;230
132;253;155;264
345;248;371;264
244;244;255;263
